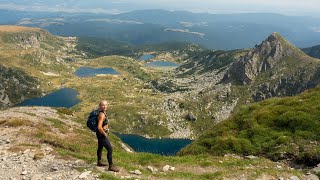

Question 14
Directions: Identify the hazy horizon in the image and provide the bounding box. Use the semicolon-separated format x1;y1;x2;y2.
0;0;319;17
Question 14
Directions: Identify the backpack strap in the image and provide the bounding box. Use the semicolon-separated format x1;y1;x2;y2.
98;111;108;124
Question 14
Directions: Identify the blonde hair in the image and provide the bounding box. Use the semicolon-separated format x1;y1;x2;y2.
99;100;108;107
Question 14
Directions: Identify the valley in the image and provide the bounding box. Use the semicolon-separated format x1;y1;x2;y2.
0;24;319;179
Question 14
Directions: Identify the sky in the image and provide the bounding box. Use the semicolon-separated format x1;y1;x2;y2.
0;0;319;17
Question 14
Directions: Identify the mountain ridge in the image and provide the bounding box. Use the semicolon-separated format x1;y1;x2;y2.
150;32;320;137
222;32;313;85
2;9;320;49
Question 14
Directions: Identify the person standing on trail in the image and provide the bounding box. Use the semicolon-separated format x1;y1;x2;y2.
96;100;119;172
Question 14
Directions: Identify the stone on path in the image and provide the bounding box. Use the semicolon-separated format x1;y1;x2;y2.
146;166;158;173
290;176;300;180
78;171;92;179
162;165;175;172
129;170;142;175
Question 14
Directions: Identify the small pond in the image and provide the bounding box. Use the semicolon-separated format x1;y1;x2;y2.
74;67;120;77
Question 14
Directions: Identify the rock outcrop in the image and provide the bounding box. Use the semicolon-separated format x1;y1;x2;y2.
222;32;320;101
0;65;41;108
223;32;298;85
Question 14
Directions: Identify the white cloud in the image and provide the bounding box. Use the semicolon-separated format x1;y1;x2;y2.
0;1;319;16
164;28;205;38
85;19;143;24
131;0;320;16
111;1;128;4
0;3;124;14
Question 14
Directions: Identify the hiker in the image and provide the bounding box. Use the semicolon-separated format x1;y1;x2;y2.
96;100;119;172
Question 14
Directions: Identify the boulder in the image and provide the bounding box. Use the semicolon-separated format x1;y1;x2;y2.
186;113;196;121
146;166;158;174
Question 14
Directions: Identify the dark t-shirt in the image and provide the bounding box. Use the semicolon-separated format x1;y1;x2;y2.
96;112;108;138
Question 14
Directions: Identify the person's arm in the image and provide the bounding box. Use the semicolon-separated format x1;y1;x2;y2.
97;112;108;137
103;124;109;131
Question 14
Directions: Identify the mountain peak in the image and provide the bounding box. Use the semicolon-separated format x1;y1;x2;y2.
222;32;310;85
249;32;291;62
268;32;282;40
261;32;304;56
0;25;58;49
263;32;287;47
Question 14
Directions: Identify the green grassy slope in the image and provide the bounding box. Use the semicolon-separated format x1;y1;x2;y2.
179;85;320;166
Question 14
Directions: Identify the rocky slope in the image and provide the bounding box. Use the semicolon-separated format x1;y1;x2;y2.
149;32;320;137
222;32;320;102
0;107;97;180
0;65;41;107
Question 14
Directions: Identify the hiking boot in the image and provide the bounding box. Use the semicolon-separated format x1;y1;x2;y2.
108;165;120;172
97;161;107;167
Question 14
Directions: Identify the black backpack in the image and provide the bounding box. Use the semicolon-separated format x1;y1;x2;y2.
87;109;101;132
87;109;108;132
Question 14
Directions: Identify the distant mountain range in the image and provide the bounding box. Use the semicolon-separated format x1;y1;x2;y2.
1;9;320;49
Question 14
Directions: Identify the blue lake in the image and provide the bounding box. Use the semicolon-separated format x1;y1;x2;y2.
115;133;192;156
74;67;120;77
17;88;81;108
139;54;154;61
146;61;180;67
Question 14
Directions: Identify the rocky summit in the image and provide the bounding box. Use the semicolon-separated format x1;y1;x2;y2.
221;32;320;101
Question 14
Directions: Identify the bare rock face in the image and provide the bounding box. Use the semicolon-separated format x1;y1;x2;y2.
220;32;320;103
0;65;41;108
251;72;320;101
223;32;288;85
3;29;54;49
24;34;41;48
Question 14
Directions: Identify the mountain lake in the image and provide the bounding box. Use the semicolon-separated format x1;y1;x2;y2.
74;67;120;77
17;88;81;108
114;132;192;156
